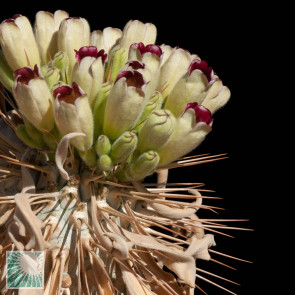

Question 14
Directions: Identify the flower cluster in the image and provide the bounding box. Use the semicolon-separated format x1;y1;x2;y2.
0;11;230;181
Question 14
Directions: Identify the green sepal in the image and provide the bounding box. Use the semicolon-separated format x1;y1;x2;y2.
93;82;112;140
104;45;127;83
0;50;14;91
15;125;43;149
79;148;97;167
134;91;163;132
23;118;45;148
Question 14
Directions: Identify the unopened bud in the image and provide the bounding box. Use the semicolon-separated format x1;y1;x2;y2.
128;150;160;180
104;45;127;83
98;154;113;172
110;131;138;164
44;67;61;89
53;51;69;82
134;91;163;132
95;135;111;156
137;109;176;153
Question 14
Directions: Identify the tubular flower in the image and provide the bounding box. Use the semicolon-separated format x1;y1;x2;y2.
58;17;90;76
34;10;69;65
103;70;147;140
53;82;93;152
0;14;40;71
0;11;251;295
157;103;213;165
71;46;107;106
13;65;54;132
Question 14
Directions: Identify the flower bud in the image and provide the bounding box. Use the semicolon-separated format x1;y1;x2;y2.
44;67;61;89
110;131;138;164
34;10;69;65
157;103;212;165
91;27;122;54
52;51;69;82
53;82;93;152
13;65;55;132
58;17;90;76
0;14;40;71
95;135;111;156
157;47;192;99
71;46;107;106
119;20;157;50
0;49;14;90
104;45;127;82
103;70;147;140
93;82;112;139
127;150;160;180
137;109;176;153
98;154;113;172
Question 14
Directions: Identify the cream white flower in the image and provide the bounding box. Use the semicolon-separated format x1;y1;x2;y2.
0;14;40;71
58;17;90;76
90;27;122;54
34;10;69;65
13;65;54;132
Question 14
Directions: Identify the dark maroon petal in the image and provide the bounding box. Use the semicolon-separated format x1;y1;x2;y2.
143;44;162;57
184;102;213;125
75;46;98;64
12;14;21;19
194;105;213;125
13;65;41;84
130;42;145;52
65;17;81;21
126;60;145;70
75;46;107;65
53;82;83;104
115;70;145;89
3;14;21;23
184;102;198;113
189;59;213;82
97;49;108;65
130;43;162;57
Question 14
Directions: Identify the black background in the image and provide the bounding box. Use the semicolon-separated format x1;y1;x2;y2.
0;3;272;294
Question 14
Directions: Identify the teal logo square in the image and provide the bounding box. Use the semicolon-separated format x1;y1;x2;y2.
6;251;44;289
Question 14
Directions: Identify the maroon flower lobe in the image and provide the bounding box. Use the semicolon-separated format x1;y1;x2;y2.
3;14;21;23
13;65;41;84
53;82;84;104
130;42;162;57
115;71;145;89
184;102;213;125
75;46;107;65
189;59;213;82
126;60;145;70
